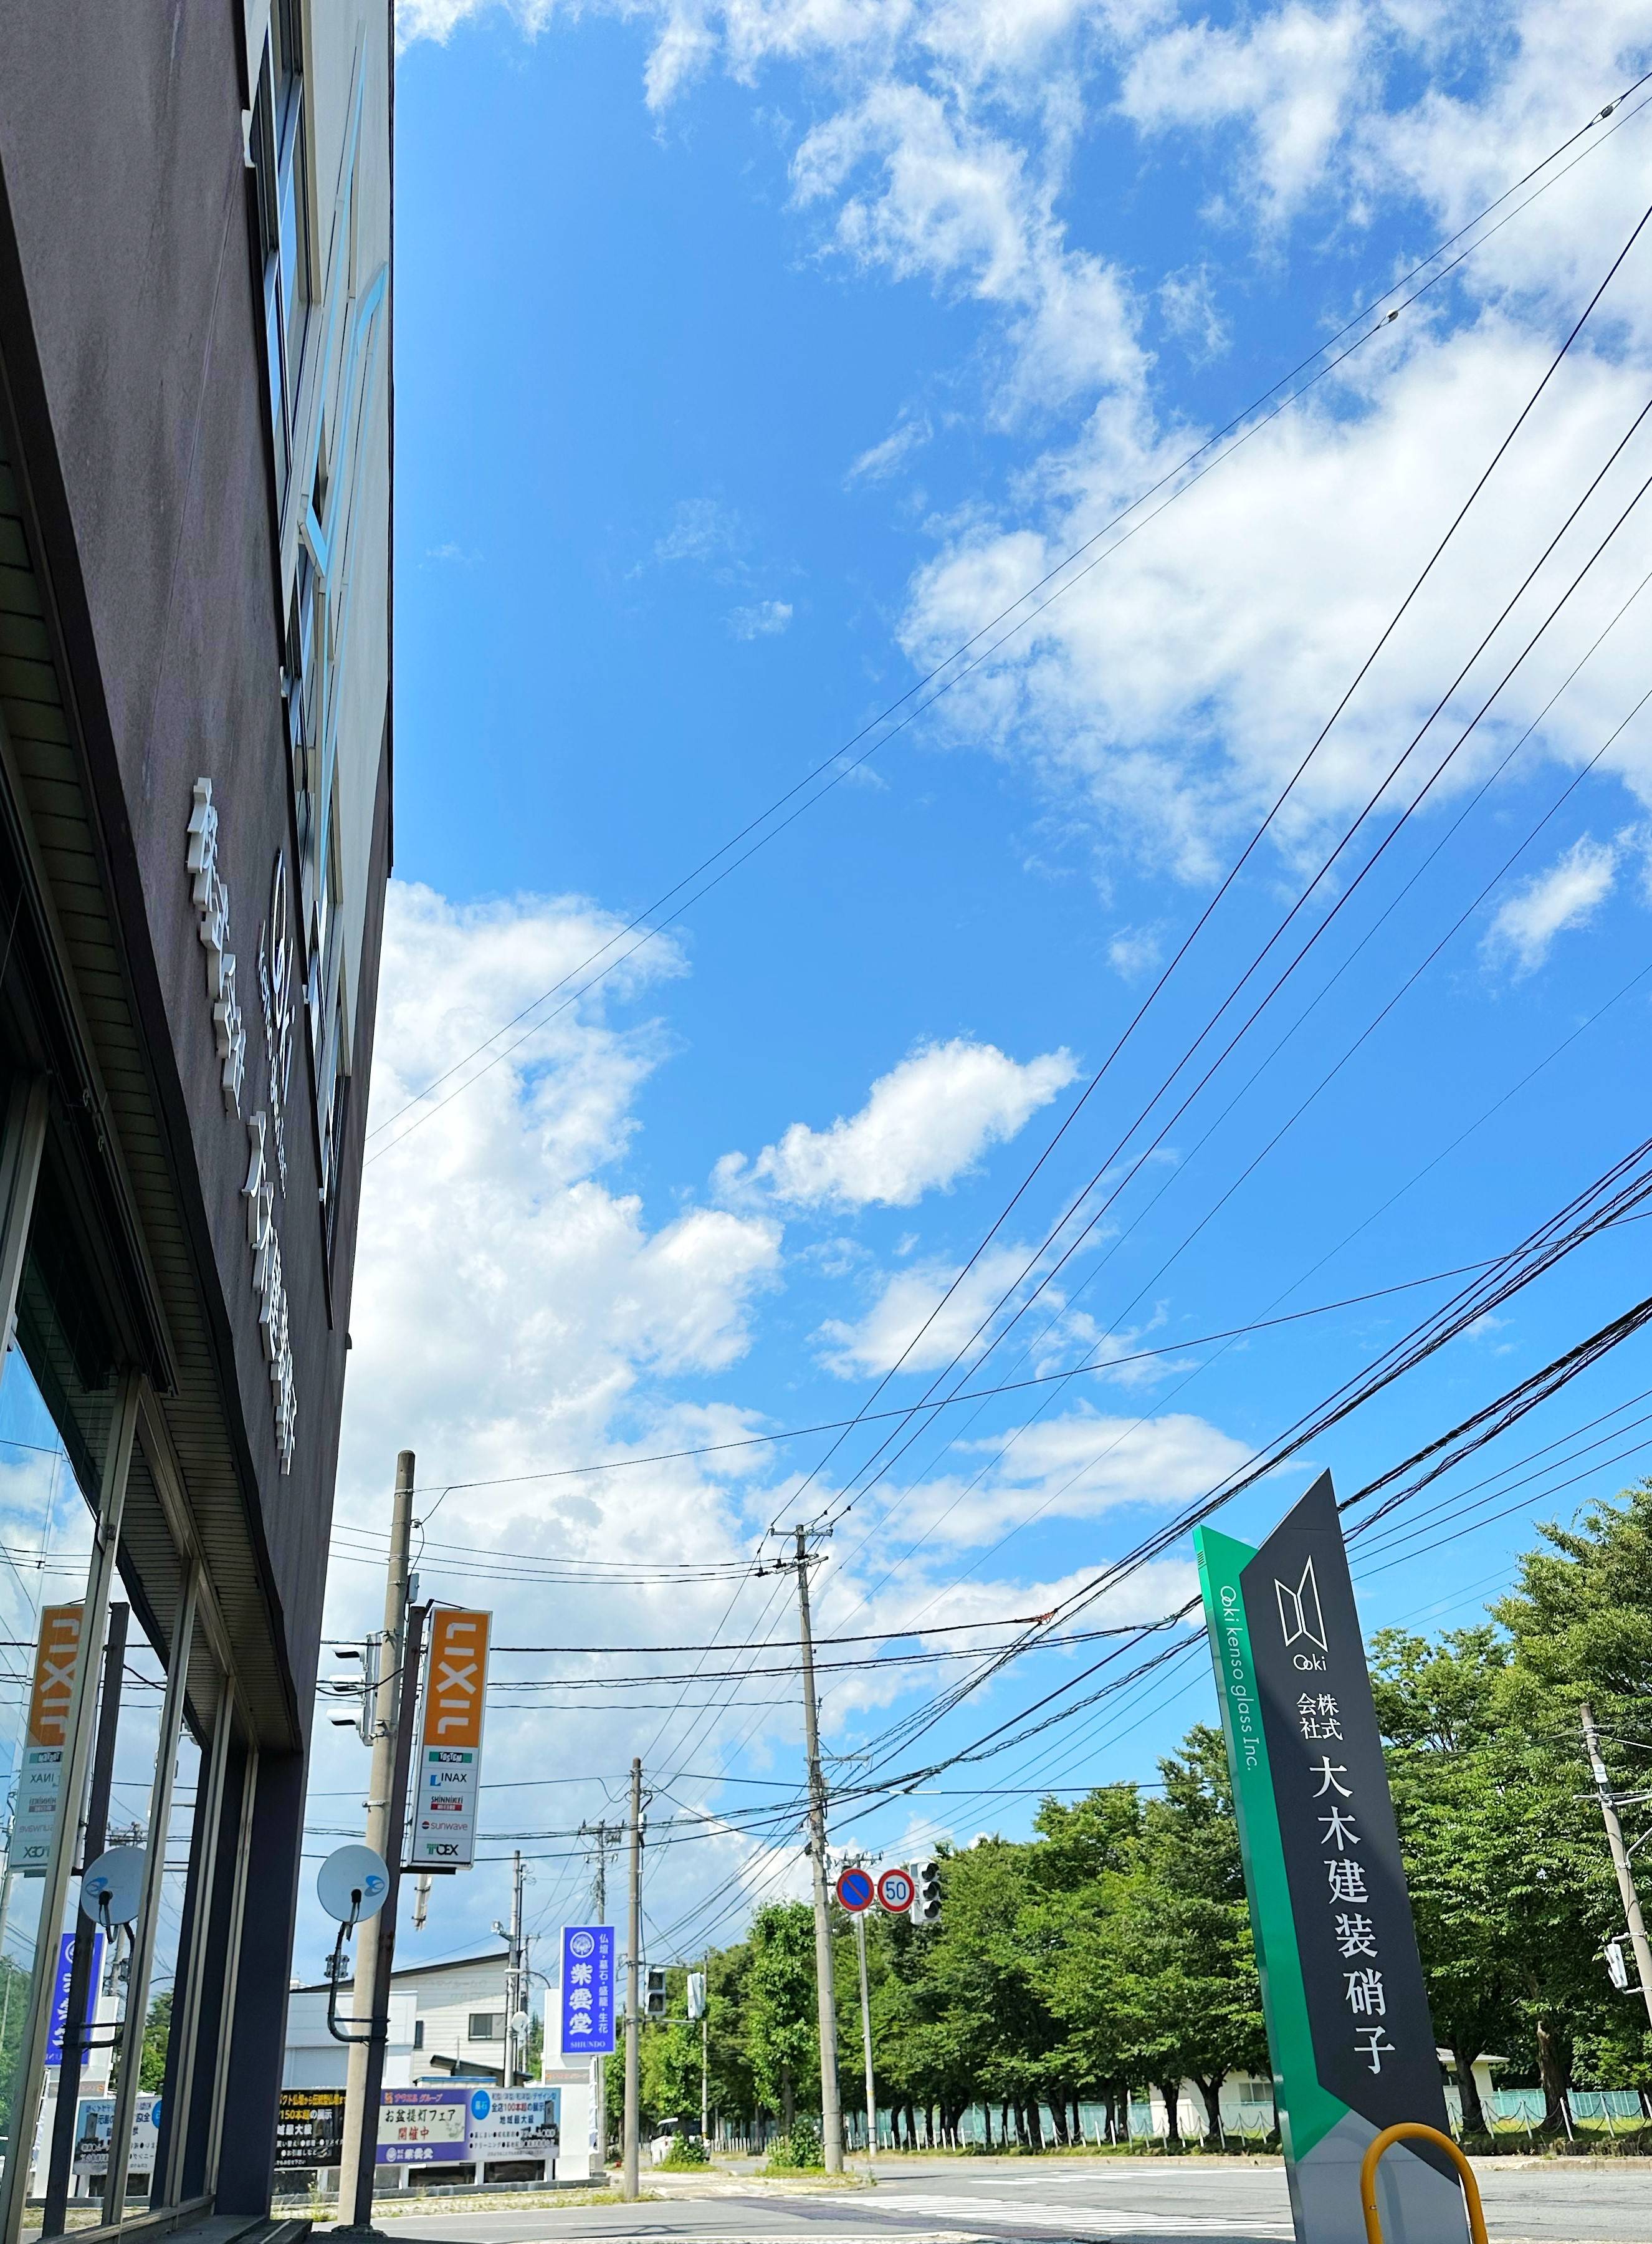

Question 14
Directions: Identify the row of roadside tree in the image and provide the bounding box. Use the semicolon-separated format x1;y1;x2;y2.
621;1485;1652;2148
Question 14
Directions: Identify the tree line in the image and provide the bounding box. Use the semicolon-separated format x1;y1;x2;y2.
624;1487;1652;2147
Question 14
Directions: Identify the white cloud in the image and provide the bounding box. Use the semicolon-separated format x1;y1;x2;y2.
728;1037;1077;1211
1486;833;1618;974
1158;264;1229;361
654;496;744;565
814;1240;1043;1375
847;412;933;483
900;318;1652;880
1120;1;1370;220
728;597;794;637
867;1406;1251;1548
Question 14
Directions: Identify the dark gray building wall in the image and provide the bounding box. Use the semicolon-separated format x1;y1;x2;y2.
0;2;389;1716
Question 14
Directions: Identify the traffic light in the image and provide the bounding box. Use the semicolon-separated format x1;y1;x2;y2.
687;1971;706;2021
911;1859;942;1924
646;1967;669;2016
1605;1938;1630;1992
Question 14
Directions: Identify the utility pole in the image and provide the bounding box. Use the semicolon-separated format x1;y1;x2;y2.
783;1524;844;2173
580;1819;620;2174
853;1905;877;2168
622;1757;643;2202
700;1950;710;2147
507;1848;525;2087
338;1449;417;2230
1581;1702;1652;2026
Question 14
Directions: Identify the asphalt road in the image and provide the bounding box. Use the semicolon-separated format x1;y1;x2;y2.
325;2152;1652;2243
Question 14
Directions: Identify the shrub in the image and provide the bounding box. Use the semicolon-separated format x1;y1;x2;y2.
766;2119;825;2170
660;2134;710;2168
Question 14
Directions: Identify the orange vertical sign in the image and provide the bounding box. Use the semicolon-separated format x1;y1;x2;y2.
421;1609;490;1747
27;1604;84;1746
412;1609;490;1871
17;1603;84;1874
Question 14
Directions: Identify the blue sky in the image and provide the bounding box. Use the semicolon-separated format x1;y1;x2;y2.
307;0;1652;1991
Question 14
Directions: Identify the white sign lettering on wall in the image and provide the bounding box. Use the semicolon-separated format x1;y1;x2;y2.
189;779;298;1474
186;780;246;1114
258;853;296;1194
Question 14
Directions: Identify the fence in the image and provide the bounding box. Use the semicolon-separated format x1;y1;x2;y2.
715;2086;1651;2157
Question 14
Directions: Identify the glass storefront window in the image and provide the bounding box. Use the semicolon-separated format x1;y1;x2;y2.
0;1345;95;2197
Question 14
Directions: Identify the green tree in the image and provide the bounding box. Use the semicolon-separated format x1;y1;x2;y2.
744;1902;818;2129
139;1988;172;2093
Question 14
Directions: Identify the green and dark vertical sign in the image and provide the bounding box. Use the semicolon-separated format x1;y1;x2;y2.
1196;1474;1466;2244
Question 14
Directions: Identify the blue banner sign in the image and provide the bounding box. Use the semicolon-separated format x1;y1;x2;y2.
45;1930;103;2068
560;1924;616;2055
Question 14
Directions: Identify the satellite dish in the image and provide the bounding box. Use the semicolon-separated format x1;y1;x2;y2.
80;1846;146;1925
317;1844;391;1925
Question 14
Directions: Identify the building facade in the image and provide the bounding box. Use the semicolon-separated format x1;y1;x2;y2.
0;2;391;2233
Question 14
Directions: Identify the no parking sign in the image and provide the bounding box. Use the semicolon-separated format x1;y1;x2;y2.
834;1866;874;1912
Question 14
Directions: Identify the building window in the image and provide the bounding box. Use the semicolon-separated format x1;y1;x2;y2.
468;2013;504;2043
247;0;310;497
413;2020;425;2050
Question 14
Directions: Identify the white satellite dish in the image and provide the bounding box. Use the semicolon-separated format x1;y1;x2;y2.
317;1844;391;1925
80;1846;146;1925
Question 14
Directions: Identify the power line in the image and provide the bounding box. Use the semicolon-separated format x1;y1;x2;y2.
363;87;1652;1171
788;212;1652;1547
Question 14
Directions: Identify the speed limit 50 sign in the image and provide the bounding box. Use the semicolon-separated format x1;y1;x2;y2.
876;1866;915;1914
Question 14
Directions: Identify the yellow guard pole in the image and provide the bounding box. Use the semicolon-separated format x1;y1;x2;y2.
1360;2122;1489;2244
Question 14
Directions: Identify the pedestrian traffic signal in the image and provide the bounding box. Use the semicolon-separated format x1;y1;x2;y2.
646;1966;669;2016
1604;1937;1630;1992
912;1859;942;1924
687;1970;706;2020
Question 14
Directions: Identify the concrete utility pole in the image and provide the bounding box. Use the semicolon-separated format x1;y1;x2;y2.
506;1848;525;2087
853;1904;877;2168
700;1951;710;2146
788;1524;844;2172
622;1757;644;2201
1581;1702;1652;2026
338;1449;416;2227
580;1819;621;2172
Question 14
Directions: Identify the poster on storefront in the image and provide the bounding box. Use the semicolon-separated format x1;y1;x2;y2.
464;2086;560;2161
375;2087;471;2165
17;1604;84;1875
276;2087;346;2169
410;1609;490;1871
559;1924;616;2056
71;2095;162;2177
44;1930;103;2066
1196;1475;1466;2244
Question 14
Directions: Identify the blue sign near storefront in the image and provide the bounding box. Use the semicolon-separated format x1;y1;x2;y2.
560;1924;616;2055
